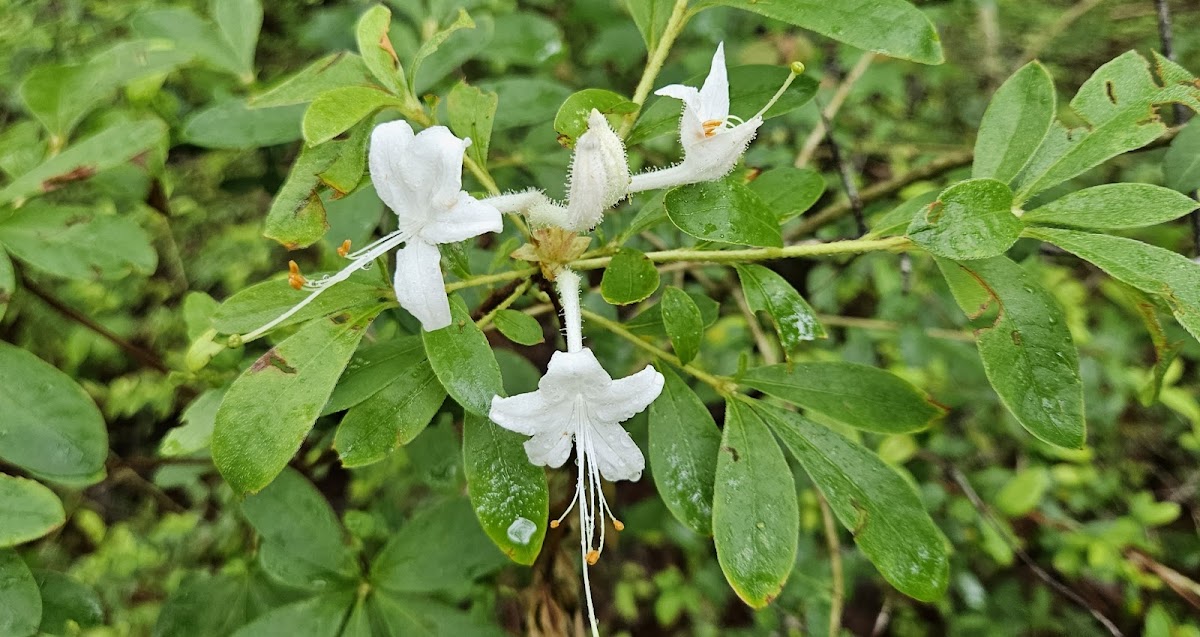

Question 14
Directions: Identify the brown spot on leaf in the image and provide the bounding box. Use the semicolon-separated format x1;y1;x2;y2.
250;349;297;374
1104;80;1118;104
41;166;97;192
926;200;945;224
722;445;740;462
1011;329;1023;346
379;32;399;65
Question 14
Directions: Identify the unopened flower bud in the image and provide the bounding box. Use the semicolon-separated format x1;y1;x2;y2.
564;110;630;231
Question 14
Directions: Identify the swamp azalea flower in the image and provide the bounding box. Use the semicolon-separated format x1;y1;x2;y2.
526;110;631;232
489;269;663;637
629;42;799;193
241;121;502;340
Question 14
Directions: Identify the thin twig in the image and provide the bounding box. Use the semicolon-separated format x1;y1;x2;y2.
816;99;866;237
1152;0;1200;255
816;314;975;342
794;53;876;168
818;494;844;637
21;275;170;374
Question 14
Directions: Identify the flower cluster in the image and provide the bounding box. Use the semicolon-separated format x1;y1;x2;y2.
244;42;794;636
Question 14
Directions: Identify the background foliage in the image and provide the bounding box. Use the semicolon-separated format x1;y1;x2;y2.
1;0;1199;635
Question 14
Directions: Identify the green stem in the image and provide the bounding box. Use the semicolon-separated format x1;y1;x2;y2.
581;308;734;394
618;0;693;138
445;267;538;293
572;236;911;270
475;280;532;329
819;494;845;637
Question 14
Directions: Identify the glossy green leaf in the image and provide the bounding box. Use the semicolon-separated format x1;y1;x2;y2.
1023;184;1198;229
229;591;355;637
736;264;826;359
972;61;1056;184
182;99;304;149
631;65;817;145
0;549;40;637
422;296;505;416
0;475;64;548
302;86;402;146
324;336;425;416
493;309;544;346
132;7;250;80
356;4;404;94
713;400;798;608
664;179;783;247
212;271;389;335
937;256;1085;448
749;167;826;221
994;466;1050;516
0;204;157;281
334;358;445;467
754;401;950;601
252;53;377;108
696;0;942;65
263;141;342;248
660;286;704;364
1026;227;1200;345
1165;117;1200;193
740;362;943;434
447;82;499;168
649;368;720;535
241;468;359;589
601;247;661;305
212;309;378;495
33;571;103;634
371;593;509;637
908;178;1021;260
0;342;108;486
0;118;167;206
1014;52;1200;199
0;249;13;322
371;497;508;596
213;0;262;75
463;413;549;565
626;290;720;337
552;89;637;145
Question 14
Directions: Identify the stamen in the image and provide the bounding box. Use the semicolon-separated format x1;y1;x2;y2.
702;119;723;137
585;550;600;565
753;63;804;120
337;239;352;258
550;520;560;529
287;261;306;291
613;519;625;531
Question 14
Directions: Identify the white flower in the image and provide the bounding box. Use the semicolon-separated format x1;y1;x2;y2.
488;270;663;637
629;42;798;193
241;121;502;340
563;110;630;231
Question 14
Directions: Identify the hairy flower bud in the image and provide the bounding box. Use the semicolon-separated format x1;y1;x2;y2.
564;110;631;231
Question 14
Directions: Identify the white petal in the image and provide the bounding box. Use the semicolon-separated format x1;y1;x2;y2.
679;117;762;183
655;84;702;113
419;192;502;244
368;120;418;216
698;42;730;122
393;240;451;331
524;429;575;469
587;420;646;482
539;349;612;398
678;106;708;148
589;365;665;424
490;390;566;436
409;126;470;207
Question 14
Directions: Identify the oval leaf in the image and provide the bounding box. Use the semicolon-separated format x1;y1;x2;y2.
736;264;826;360
1165;118;1200;193
463;413;549;565
1023;184;1198;230
0;204;157;281
212;271;389;335
423;295;505;416
356;5;404;93
334;359;446;468
302;86;403;146
447;81;498;167
664;179;783;247
749;167;826;222
660;287;704;364
601;248;661;305
649;368;720;535
908;178;1021;260
553;89;636;145
973;61;1056;184
0;549;40;637
229;591;355;637
0;475;65;548
34;571;104;634
493;309;544;346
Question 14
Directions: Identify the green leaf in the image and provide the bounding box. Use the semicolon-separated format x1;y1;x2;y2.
493;309;544;346
973;61;1056;184
0;118;167;206
741;362;943;434
485;13;563;68
334;359;445;467
908;178;1021;260
623;0;675;50
483;77;573;131
713;400;798;608
0;249;12;322
371;593;508;637
0;122;45;180
649;368;720;535
937;256;1085;448
153;571;287;637
229;591;355;637
695;0;943;65
414;16;496;95
626;290;720;338
1165;118;1200;193
0;343;108;486
213;271;389;335
0;204;157;281
754;401;950;601
631;65;817;145
317;120;372;196
601;247;661;305
552;89;637;146
252;53;378;108
749;167;826;222
33;571;103;634
660;287;704;364
0;475;64;548
160;387;227;457
664;179;783;247
182;99;305;149
463;413;549;565
1025;227;1200;345
994;466;1050;516
1023;184;1198;229
132;7;250;80
447;82;499;167
356;5;405;94
371;497;507;596
213;0;262;75
241;468;359;589
0;549;40;637
409;9;476;95
263;141;342;248
736;264;826;359
1014;51;1200;200
870;190;940;237
323;337;425;415
212;309;378;495
302;87;402;147
422;296;505;416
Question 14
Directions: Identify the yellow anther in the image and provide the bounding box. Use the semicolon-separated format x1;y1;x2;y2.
789;61;806;75
550;520;560;529
585;550;600;565
702;119;723;137
287;260;306;291
612;519;625;532
337;239;352;258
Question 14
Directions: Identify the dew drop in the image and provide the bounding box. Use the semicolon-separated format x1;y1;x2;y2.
507;517;537;545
